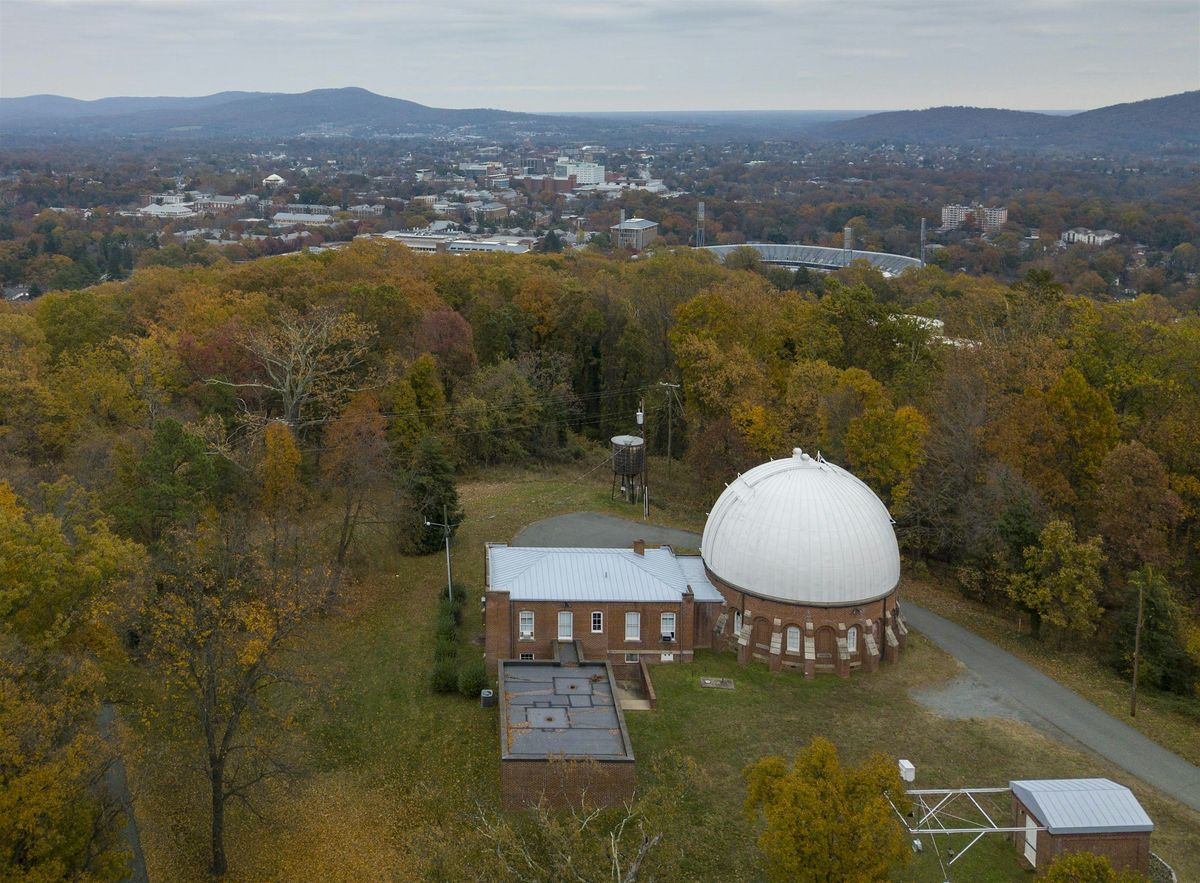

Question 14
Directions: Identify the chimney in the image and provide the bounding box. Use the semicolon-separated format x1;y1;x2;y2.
633;539;645;556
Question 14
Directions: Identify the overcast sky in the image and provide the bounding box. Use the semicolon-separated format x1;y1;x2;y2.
2;0;1197;112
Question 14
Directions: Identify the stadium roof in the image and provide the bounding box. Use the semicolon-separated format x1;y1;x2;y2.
702;242;923;276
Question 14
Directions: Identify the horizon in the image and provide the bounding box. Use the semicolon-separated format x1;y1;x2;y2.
6;83;1164;117
2;1;1196;112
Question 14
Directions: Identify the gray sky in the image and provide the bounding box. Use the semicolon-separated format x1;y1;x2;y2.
2;0;1197;111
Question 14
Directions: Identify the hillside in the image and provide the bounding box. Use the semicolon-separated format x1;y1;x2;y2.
0;87;549;138
817;91;1200;153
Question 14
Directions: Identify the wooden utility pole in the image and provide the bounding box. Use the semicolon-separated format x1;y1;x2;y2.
659;381;680;477
1130;568;1147;718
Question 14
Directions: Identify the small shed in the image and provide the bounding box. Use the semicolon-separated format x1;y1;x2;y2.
1009;778;1153;874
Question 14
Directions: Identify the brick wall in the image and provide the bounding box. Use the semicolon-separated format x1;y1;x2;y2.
708;567;903;677
1009;795;1150;875
500;757;636;811
485;596;694;671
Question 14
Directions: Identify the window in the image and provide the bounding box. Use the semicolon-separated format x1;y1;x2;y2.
557;610;573;641
518;610;534;639
733;610;743;635
591;611;604;633
847;626;859;653
625;652;639;664
660;612;676;642
625;612;641;641
519;653;534;661
786;626;801;654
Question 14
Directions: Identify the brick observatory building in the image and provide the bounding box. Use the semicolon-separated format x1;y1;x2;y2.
485;448;907;678
703;448;908;676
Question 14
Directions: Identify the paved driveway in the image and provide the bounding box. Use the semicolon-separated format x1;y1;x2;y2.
512;512;1200;814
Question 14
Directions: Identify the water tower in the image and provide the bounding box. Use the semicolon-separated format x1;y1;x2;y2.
611;434;645;503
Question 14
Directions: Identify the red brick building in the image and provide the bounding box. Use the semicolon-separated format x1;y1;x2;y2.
484;448;907;678
1009;779;1153;875
485;542;725;677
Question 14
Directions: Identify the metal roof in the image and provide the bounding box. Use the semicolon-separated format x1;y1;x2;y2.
1010;779;1153;835
499;660;634;761
487;545;724;603
702;449;900;606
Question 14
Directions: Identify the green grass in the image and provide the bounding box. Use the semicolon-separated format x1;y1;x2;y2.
122;464;1200;882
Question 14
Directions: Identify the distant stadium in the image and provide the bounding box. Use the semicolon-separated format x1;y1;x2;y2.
700;242;923;277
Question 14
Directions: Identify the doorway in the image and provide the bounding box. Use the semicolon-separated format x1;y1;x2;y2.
557;611;573;641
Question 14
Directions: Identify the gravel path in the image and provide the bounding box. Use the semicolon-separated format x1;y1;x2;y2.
513;512;1200;814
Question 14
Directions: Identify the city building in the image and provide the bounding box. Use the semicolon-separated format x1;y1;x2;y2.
262;174;286;188
941;203;1008;232
1060;227;1121;247
554;157;605;186
610;217;658;250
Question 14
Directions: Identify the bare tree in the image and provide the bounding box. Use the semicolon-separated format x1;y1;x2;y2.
206;307;375;433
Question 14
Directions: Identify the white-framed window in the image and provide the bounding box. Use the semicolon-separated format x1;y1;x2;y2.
519;652;534;660
624;652;639;664
625;612;641;642
518;610;534;639
660;612;676;642
786;625;801;654
733;610;743;634
847;626;859;653
591;611;603;633
557;610;573;641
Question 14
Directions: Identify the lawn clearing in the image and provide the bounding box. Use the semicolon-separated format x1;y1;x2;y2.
121;463;1200;882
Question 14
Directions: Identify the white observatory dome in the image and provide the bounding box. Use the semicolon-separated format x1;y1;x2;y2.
701;449;900;606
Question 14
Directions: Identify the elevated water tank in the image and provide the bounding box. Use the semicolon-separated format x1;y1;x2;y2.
611;435;645;477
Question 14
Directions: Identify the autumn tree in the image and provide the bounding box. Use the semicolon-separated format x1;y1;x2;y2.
258;420;304;567
146;516;331;877
1006;519;1104;643
0;635;128;882
1096;441;1181;576
743;737;909;883
321;391;389;573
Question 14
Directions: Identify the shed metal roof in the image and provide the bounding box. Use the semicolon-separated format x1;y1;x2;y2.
1010;779;1153;834
487;545;724;603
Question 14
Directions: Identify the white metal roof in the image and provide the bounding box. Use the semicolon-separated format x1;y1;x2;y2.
701;449;900;606
1010;779;1153;834
487;545;724;603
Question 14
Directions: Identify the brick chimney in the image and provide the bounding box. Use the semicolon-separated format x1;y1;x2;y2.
633;539;645;556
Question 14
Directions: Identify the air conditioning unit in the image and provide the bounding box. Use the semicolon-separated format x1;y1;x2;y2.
661;634;675;643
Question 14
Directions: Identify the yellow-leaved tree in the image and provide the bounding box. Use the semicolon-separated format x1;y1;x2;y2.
743;737;910;883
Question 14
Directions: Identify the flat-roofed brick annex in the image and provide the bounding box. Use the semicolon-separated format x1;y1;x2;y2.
499;659;634;761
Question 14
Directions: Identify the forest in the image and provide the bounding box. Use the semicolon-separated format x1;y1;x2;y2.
2;239;1199;878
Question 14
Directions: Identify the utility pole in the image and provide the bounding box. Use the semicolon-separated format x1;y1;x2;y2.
659;381;680;477
1130;568;1147;718
425;503;460;603
637;400;648;520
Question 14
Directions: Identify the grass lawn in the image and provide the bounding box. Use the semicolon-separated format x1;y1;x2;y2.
121;461;1200;882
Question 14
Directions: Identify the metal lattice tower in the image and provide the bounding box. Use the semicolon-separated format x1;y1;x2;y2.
695;201;706;248
920;217;927;266
843;225;853;266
